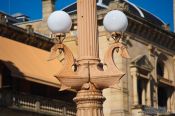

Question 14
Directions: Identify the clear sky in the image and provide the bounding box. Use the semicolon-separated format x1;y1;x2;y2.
0;0;174;31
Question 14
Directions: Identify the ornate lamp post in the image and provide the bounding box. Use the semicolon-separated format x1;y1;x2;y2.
47;0;129;116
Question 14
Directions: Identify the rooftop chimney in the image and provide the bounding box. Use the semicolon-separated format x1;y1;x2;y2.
42;0;55;21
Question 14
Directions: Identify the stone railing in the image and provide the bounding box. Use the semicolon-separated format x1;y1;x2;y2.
157;75;174;87
142;106;169;115
0;90;76;116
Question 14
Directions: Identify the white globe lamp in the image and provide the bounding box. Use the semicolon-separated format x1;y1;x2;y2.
103;10;128;33
47;11;72;33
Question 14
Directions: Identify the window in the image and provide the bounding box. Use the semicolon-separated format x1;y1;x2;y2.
156;61;164;78
158;87;167;108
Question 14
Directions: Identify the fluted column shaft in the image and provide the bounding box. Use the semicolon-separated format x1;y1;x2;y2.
77;0;99;63
75;0;105;116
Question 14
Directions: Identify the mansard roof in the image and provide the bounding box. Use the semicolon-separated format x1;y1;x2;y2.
62;0;165;27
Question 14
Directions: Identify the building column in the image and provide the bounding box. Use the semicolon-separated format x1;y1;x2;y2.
147;45;158;108
167;90;172;113
154;55;158;109
142;81;146;105
172;89;175;113
167;88;173;112
131;67;138;106
146;75;151;106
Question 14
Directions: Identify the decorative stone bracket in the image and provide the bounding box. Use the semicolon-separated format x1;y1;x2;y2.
48;40;130;91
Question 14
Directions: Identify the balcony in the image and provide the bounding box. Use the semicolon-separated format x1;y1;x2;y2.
142;106;170;115
0;90;76;116
157;75;174;87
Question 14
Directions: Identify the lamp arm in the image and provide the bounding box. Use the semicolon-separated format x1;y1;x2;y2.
104;42;130;71
48;43;76;71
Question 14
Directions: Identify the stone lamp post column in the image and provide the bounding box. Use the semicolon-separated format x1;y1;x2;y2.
47;0;129;116
74;82;105;116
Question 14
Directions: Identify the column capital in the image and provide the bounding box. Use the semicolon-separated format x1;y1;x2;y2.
147;44;153;51
130;67;138;76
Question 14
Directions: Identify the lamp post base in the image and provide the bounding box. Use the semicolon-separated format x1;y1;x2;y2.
74;82;106;116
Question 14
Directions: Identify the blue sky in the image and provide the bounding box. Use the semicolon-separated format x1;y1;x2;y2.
0;0;174;31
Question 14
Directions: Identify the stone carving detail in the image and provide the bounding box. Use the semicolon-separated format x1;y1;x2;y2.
0;14;8;24
131;55;153;71
74;82;105;116
109;0;129;11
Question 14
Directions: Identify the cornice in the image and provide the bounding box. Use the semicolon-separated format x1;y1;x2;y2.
41;2;175;56
126;12;175;55
72;8;175;55
0;22;54;51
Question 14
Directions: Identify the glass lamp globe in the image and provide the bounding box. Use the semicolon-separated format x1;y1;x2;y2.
103;10;128;33
47;11;72;33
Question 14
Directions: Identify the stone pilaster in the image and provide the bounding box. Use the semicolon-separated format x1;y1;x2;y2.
74;83;105;116
77;0;99;62
153;56;158;109
148;45;158;109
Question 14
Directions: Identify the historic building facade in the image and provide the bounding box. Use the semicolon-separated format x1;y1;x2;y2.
0;0;175;116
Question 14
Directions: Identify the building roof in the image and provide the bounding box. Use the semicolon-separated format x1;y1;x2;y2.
0;11;20;24
12;12;30;18
62;0;165;27
0;36;61;88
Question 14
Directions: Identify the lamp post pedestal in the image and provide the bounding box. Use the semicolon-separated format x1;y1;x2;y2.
74;82;105;116
47;0;129;116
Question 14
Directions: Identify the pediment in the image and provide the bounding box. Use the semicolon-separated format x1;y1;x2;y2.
131;55;153;71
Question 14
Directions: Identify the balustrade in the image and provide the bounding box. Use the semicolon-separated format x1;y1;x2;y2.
0;91;76;116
